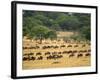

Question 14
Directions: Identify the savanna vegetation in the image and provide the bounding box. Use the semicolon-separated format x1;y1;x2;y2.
22;10;91;69
23;11;91;43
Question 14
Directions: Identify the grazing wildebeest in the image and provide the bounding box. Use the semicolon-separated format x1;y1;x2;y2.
29;56;36;60
42;46;52;49
29;47;33;49
72;50;77;54
35;46;40;49
79;50;82;53
52;52;57;55
63;51;68;54
74;45;78;47
52;61;60;64
47;46;51;48
53;45;59;48
79;50;87;53
58;55;63;58
47;55;63;60
47;55;53;60
67;50;73;54
82;44;86;47
27;47;32;49
45;52;51;55
85;53;91;57
58;52;62;54
23;47;27;49
60;45;66;48
29;52;34;55
69;53;74;58
83;50;87;52
67;45;72;47
88;49;91;52
23;57;28;61
23;55;35;61
42;46;47;49
37;56;43;60
36;52;41;56
77;54;83;58
32;56;36;60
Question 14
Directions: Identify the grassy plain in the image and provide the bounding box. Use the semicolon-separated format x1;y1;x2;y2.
22;31;91;70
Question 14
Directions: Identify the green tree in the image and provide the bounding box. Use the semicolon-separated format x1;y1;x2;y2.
45;30;57;40
57;14;80;31
26;25;57;44
80;26;91;40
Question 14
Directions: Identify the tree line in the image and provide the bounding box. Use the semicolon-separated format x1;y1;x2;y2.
23;10;91;41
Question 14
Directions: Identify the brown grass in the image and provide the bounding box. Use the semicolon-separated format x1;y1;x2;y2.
22;42;91;70
22;31;91;70
57;31;74;37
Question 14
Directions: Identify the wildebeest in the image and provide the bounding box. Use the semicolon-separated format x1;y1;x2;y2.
74;45;78;47
52;61;60;64
28;46;36;49
42;46;48;49
67;45;72;47
88;49;91;52
37;56;43;60
72;50;77;54
85;53;91;57
23;57;28;61
36;52;41;56
29;52;34;55
82;44;86;47
47;46;52;48
23;56;35;61
47;55;63;60
35;46;40;49
42;46;52;49
62;51;68;54
60;45;66;48
67;50;73;54
58;52;62;54
47;55;53;60
45;52;51;55
23;47;28;49
69;53;74;58
53;45;59;48
79;50;87;53
52;52;57;55
29;56;36;60
77;54;83;58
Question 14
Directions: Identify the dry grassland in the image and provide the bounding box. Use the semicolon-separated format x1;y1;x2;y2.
22;32;91;70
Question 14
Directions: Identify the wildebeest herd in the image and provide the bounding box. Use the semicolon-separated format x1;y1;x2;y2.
22;39;91;69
